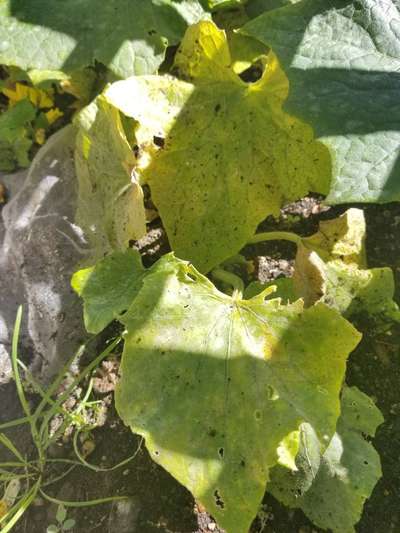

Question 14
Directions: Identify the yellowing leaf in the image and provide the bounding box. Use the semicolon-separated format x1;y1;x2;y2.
2;82;54;108
277;430;300;471
45;108;63;125
0;499;8;519
302;208;367;267
34;128;46;145
293;209;399;320
228;32;268;74
75;96;146;261
242;0;400;204
105;20;330;272
116;254;361;533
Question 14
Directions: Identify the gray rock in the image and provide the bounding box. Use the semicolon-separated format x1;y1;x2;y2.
0;126;90;384
107;499;141;533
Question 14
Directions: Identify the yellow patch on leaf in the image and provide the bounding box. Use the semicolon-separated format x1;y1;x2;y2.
45;107;63;125
2;82;54;108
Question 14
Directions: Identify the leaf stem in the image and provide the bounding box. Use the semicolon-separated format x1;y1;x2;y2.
248;231;302;247
212;269;244;299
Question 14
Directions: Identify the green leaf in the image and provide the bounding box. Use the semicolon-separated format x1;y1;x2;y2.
105;20;331;272
241;0;400;204
115;254;361;533
0;0;209;79
292;209;400;320
28;68;96;105
0;135;32;172
268;386;384;533
74;96;146;261
0;99;35;171
56;504;67;524
0;100;35;141
71;249;146;334
46;526;59;533
243;277;296;302
62;518;76;531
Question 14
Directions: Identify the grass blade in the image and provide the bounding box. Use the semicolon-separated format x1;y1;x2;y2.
0;434;26;464
40;488;127;507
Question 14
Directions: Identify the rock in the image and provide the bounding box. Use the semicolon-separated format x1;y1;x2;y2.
107;499;141;533
0;126;90;385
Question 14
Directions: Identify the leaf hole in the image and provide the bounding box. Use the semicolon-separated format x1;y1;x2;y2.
214;490;225;509
239;59;264;83
132;144;140;158
153;136;165;148
218;447;224;459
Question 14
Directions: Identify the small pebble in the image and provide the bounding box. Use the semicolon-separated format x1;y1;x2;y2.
33;497;44;507
208;523;216;531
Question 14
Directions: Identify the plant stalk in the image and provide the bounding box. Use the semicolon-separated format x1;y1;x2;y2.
248;231;302;246
212;268;244;299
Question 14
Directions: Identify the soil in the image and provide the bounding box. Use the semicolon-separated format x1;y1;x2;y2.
1;197;400;533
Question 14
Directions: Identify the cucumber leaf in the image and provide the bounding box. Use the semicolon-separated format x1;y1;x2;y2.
105;20;331;272
74;96;146;261
293;209;400;321
243;277;296;301
241;0;400;204
0;0;209;79
0;99;35;171
301;208;367;267
248;209;399;321
115;254;361;533
268;386;384;533
71;249;145;334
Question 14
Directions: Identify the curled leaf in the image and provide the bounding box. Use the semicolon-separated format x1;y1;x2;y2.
293;209;399;320
75;96;146;261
